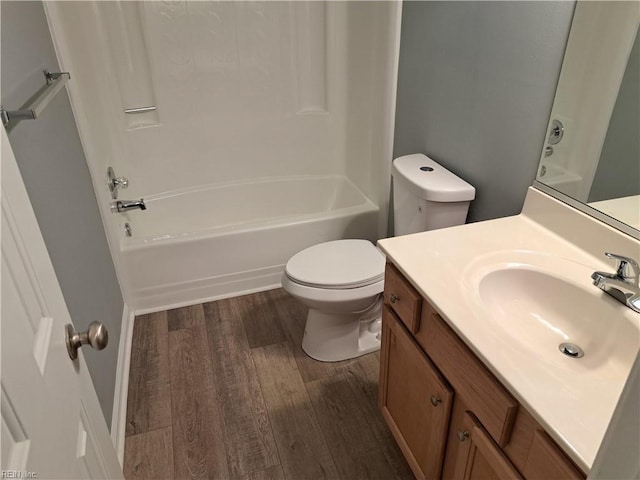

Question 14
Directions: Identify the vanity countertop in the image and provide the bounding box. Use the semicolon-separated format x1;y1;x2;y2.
377;188;640;473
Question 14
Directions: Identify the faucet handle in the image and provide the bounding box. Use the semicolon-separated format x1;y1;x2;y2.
113;176;128;189
605;253;640;282
107;167;129;199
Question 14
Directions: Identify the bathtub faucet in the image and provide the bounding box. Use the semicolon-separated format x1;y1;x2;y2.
113;199;146;213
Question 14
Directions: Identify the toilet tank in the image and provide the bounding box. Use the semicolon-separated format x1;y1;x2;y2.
392;154;475;236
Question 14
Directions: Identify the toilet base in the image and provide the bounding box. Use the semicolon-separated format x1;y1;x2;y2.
301;298;382;362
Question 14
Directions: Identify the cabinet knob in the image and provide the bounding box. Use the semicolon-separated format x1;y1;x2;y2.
430;395;442;406
457;430;470;442
390;293;400;304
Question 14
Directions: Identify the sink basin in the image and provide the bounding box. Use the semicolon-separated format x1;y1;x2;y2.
465;251;639;375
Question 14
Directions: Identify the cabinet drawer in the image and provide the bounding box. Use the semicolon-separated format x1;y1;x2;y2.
383;263;422;333
416;304;518;447
522;430;585;480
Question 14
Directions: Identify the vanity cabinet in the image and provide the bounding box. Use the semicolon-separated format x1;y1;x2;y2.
380;263;586;480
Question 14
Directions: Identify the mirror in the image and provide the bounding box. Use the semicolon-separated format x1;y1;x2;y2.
535;1;639;236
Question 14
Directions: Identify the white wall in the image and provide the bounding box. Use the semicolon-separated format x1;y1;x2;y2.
589;354;640;479
46;1;399;239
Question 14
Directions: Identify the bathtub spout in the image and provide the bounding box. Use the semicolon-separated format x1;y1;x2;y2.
113;199;146;213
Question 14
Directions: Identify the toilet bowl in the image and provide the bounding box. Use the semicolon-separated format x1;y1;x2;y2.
281;239;385;362
282;153;476;362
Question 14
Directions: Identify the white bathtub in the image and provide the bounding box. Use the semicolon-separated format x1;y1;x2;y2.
119;175;380;312
538;163;583;199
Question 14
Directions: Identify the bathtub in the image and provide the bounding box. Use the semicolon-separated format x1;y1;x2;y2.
119;175;380;312
538;163;583;199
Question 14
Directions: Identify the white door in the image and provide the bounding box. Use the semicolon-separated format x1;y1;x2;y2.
1;128;123;479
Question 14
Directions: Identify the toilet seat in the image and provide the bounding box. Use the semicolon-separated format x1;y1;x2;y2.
284;239;385;289
281;274;384;306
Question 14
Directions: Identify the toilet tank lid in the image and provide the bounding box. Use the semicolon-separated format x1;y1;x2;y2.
392;154;476;202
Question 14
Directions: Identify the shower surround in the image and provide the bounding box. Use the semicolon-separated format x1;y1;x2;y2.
45;1;401;311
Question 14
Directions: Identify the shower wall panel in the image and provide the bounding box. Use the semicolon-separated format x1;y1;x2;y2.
110;1;344;196
47;1;398;198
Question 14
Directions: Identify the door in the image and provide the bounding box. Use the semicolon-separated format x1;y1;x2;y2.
379;305;453;480
452;411;522;480
1;128;123;479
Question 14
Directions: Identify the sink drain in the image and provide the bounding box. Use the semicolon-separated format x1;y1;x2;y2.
559;343;584;358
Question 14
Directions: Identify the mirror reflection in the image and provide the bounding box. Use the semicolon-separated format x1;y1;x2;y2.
537;1;639;231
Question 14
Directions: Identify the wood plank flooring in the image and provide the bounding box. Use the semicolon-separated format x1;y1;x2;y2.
124;289;413;480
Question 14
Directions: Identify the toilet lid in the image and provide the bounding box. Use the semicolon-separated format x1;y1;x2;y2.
285;239;385;289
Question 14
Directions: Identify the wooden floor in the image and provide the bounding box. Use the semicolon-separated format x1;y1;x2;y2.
124;288;413;480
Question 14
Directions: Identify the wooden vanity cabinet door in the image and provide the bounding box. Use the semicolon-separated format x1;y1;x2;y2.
522;430;585;480
379;305;453;480
442;397;471;479
451;412;522;480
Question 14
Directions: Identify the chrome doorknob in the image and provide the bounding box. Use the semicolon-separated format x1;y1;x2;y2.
65;322;109;360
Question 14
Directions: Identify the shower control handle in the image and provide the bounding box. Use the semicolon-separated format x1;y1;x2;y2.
107;167;129;199
113;176;128;189
548;119;564;145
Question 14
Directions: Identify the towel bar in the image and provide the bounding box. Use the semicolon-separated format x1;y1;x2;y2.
1;71;70;128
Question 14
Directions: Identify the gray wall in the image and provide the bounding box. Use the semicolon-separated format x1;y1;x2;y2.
393;1;575;223
589;29;640;203
1;1;123;426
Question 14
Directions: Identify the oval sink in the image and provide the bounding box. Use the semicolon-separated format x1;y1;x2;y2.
466;254;639;375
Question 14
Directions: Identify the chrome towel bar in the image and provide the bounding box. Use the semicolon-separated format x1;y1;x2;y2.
1;71;71;128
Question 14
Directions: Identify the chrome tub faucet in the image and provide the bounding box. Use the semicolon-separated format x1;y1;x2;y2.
591;253;640;313
112;199;146;213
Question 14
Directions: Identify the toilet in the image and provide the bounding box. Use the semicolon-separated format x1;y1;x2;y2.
282;153;476;362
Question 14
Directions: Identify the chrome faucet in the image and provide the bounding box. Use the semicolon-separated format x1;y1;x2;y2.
113;199;146;213
591;253;640;313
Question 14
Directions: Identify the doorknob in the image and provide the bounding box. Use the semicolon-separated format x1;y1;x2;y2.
65;322;109;360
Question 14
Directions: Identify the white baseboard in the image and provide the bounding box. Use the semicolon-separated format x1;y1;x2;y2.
131;265;285;314
133;282;282;316
110;303;135;467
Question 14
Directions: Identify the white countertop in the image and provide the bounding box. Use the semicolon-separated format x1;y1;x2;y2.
377;188;640;473
589;194;640;231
